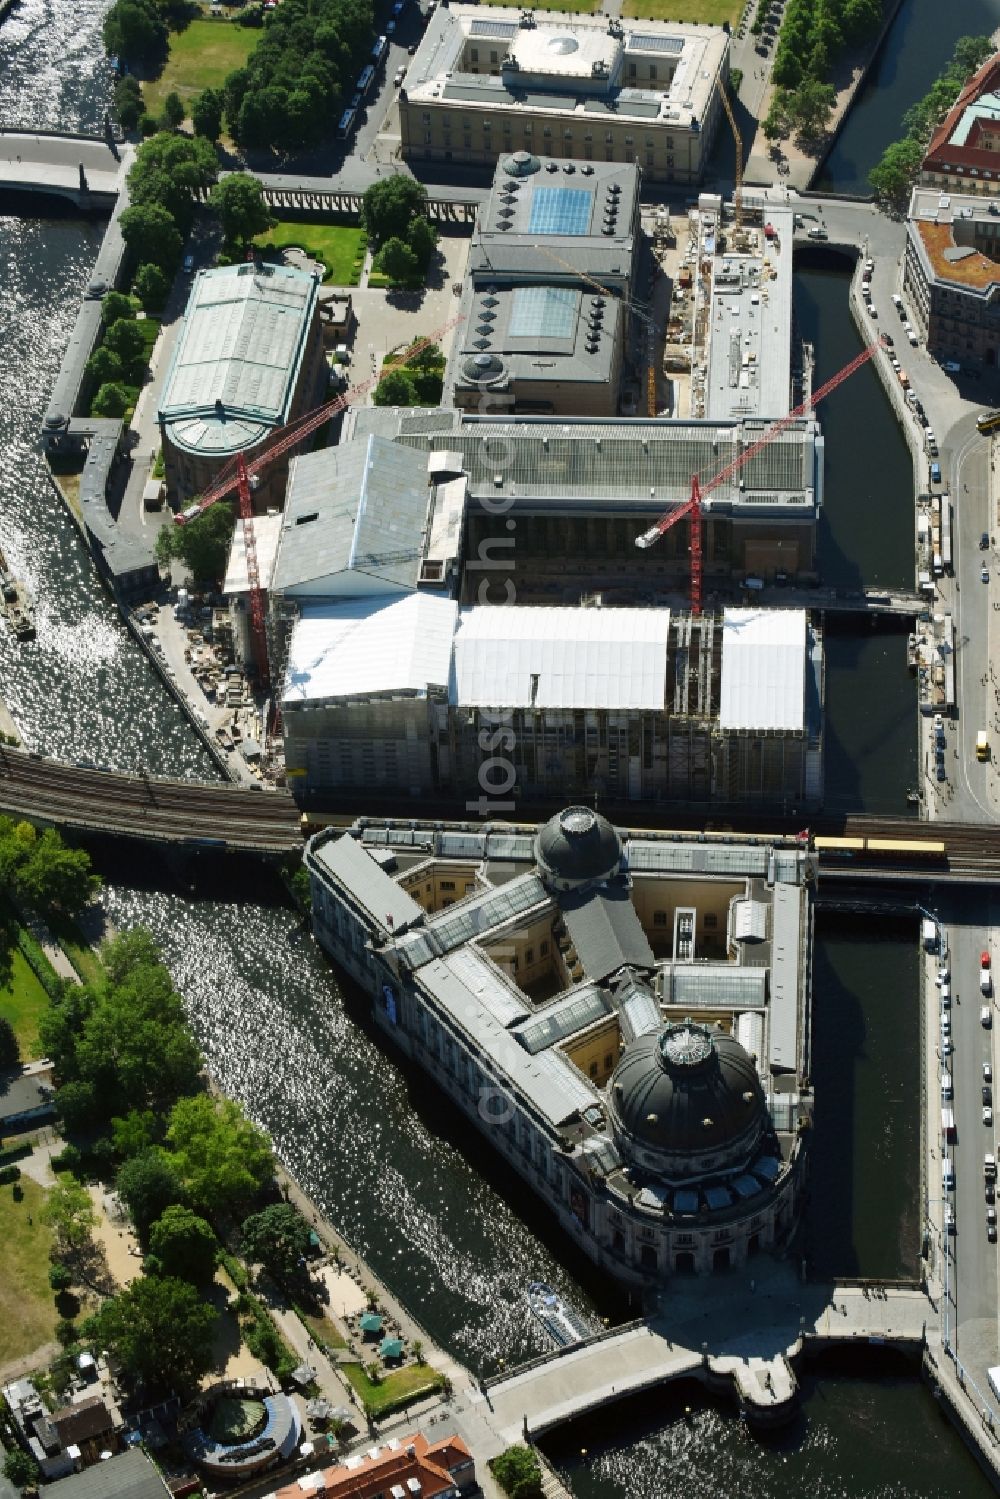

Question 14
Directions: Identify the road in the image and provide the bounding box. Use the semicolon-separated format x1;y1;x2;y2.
938;894;1000;1415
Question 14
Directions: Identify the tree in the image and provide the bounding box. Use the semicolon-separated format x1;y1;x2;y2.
372;368;417;407
209;173;273;247
492;1445;543;1499
12;827;100;916
156;500;235;583
101;290;134;326
240;1203;311;1284
166;1093;274;1218
133;262;169;313
116;1148;187;1239
114;75;144;132
102;0;167;66
120;202;183;272
103;317;147;380
83;1275;218;1394
790;78;836;142
127;133;218;229
3;1448;39;1491
54;1079;99;1132
953;34;995;79
868;137;925;209
222;67;250;135
373;236;419;284
192;88;224;142
48;1263;73;1293
111;1108;158;1158
86;345;124;388
91;381;130;418
0;1014;19;1071
147;1204;218;1284
161;91;185;130
361;176;428;246
407;214;437;271
42;1180;96;1254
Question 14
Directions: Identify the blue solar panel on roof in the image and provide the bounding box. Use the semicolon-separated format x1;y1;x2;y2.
528;187;592;236
509;285;577;340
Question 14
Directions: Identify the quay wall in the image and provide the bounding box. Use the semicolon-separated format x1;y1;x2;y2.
807;0;908;189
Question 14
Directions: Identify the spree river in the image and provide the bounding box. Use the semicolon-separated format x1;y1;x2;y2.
0;0;994;1489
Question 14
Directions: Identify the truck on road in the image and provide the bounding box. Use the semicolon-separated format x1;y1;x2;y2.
978;730;990;761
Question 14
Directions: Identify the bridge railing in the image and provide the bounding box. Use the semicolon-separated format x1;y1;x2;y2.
483;1317;647;1391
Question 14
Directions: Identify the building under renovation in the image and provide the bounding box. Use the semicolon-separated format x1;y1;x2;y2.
448;152;641;417
305;808;813;1285
355;405;823;586
281;597;823;809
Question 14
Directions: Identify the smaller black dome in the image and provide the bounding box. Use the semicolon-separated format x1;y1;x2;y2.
502;151;540;178
535;806;622;889
43;409;68;430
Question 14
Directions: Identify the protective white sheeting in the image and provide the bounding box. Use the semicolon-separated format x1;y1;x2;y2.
223;513;283;595
283;594;457;705
733;898;768;943
450;605;670;710
719;608;806;731
736;1010;764;1071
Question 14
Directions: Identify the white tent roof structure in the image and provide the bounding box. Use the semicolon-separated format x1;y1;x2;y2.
719;607;806;732
282;594;458;705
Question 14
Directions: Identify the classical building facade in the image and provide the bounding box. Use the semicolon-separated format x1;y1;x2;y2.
306;808;812;1286
904;186;1000;366
159;262;327;510
399;7;728;186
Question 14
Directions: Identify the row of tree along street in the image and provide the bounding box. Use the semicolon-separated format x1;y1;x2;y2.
868;34;996;208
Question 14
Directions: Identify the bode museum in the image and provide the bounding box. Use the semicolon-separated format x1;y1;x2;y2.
306;805;813;1285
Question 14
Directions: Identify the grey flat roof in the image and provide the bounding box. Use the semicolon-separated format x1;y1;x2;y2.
453;283;621;391
706;209;793;422
626;839;770;877
417;949;600;1130
312;834;424;937
366;410;818;515
665;966;767;1008
273;436;430;595
768;881;801;1071
45;1451;169;1499
160;262;318;458
561;884;655;984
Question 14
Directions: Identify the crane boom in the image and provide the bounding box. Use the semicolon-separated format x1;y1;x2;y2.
634;336;884;617
175;317;465;524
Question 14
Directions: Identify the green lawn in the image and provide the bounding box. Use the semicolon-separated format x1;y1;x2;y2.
299;1309;347;1351
143;18;260;120
0;948;52;1060
253;222;366;285
343;1361;445;1417
0;1178;57;1365
48;917;102;986
622;0;742;18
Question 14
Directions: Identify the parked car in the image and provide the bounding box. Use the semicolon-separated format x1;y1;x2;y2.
982;533;991;551
908;329;919;346
983;568;990;584
983;1004;993;1027
985;1086;993;1106
807;227;828;240
989;1182;997;1205
983;951;992;969
882;333;894;346
986;1062;993;1083
986;1106;994;1126
946;1203;956;1232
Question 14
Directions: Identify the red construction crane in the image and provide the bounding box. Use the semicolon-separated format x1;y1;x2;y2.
173;315;464;691
635;336;886;615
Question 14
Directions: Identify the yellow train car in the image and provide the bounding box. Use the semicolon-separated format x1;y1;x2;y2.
864;838;947;862
814;836;866;857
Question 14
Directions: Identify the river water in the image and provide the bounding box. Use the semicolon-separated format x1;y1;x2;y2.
0;0;991;1489
818;0;1000;197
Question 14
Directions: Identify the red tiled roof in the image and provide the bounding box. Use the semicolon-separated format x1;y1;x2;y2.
924;53;1000;173
274;1431;473;1499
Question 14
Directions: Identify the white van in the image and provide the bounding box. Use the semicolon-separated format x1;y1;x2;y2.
943;1158;955;1189
941;983;951;1008
942;1071;953;1099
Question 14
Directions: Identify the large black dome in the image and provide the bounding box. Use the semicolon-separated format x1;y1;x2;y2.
535;806;622;890
609;1022;767;1161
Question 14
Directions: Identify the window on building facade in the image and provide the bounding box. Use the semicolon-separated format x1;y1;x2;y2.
589;1061;599;1078
653;910;667;926
603;1053;613;1070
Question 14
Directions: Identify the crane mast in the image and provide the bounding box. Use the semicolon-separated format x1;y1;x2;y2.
635;338;885;615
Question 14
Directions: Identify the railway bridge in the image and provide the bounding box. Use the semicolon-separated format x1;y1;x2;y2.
0;747;998;877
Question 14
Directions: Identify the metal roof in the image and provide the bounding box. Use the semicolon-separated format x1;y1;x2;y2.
769;882;801;1071
272;437;430;596
626;839;770;877
312;834;424;935
666;966;767;1008
561;884;655;983
512;983;612;1054
160;263;318;458
282;595;457;707
719;608;806;732
705;207;794;423
417;951;600;1130
450;605;670;710
45;1450;170;1499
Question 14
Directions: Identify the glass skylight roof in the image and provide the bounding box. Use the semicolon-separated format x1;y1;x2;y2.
528;186;592;236
509;285;578;340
